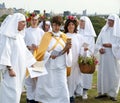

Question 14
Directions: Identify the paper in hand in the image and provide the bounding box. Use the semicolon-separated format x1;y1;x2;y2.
27;61;48;78
32;61;44;72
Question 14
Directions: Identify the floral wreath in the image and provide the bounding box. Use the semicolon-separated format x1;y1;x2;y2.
67;15;76;20
26;12;39;22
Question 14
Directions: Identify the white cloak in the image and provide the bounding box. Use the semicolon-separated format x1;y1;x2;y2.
24;26;44;100
66;33;84;97
79;30;95;89
35;32;72;103
0;34;36;103
95;27;120;97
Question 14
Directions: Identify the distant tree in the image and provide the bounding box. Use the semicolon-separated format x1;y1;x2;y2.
0;14;8;23
89;16;106;37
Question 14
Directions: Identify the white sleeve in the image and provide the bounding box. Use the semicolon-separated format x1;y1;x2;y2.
43;51;51;64
66;49;72;67
94;33;103;55
112;38;120;60
0;36;12;68
25;47;36;67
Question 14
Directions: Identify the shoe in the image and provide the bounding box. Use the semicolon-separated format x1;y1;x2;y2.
82;89;88;99
70;96;75;103
82;94;88;99
95;94;108;99
26;99;38;103
110;97;117;101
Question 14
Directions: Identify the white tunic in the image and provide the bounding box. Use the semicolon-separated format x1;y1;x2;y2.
35;32;72;103
24;26;44;100
95;27;120;97
79;29;95;89
24;27;44;53
66;33;84;97
0;34;36;103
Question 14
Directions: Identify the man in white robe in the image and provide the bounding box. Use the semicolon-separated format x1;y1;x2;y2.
0;13;36;103
95;14;120;101
34;16;72;103
76;16;96;99
24;13;44;103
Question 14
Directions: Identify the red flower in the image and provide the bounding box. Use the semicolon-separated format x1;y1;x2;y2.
67;16;76;20
32;13;35;17
26;17;31;22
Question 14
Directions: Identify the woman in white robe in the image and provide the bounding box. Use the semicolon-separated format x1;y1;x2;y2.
24;13;44;103
0;13;36;103
77;16;96;99
95;14;120;101
39;20;52;32
35;16;72;103
64;16;84;103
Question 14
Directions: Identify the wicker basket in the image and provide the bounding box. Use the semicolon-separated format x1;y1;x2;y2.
79;64;95;74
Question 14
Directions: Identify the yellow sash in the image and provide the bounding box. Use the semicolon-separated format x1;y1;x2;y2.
48;37;65;52
26;32;71;77
33;32;67;60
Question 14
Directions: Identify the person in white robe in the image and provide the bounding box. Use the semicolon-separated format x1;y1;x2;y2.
64;16;84;103
95;14;120;101
0;15;12;83
34;15;72;103
76;16;96;99
39;20;52;32
0;13;36;103
24;13;44;103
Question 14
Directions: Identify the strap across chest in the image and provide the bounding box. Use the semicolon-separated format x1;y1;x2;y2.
48;36;65;52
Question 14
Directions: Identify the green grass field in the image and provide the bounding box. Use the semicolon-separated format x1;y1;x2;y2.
20;71;120;103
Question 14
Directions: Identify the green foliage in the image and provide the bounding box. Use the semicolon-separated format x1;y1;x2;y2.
89;16;106;36
0;14;8;22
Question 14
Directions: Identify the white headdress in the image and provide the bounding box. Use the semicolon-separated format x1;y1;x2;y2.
0;15;12;31
101;14;120;37
79;16;96;37
39;20;52;32
0;13;26;38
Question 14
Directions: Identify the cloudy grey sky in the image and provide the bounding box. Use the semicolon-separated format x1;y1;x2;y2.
0;0;120;14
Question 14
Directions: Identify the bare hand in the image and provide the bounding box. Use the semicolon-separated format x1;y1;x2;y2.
32;44;38;50
32;77;38;81
99;48;105;54
63;43;72;53
84;47;88;51
50;55;57;59
8;69;16;77
102;43;112;48
27;44;38;51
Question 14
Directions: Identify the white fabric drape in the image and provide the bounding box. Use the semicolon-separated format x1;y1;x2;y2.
95;15;120;97
77;16;96;91
66;33;84;97
0;13;36;103
35;32;72;103
24;26;44;100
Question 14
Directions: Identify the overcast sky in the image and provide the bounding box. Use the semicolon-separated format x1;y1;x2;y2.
0;0;120;15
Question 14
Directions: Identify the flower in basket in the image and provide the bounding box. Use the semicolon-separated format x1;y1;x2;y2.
78;55;98;74
78;55;98;65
